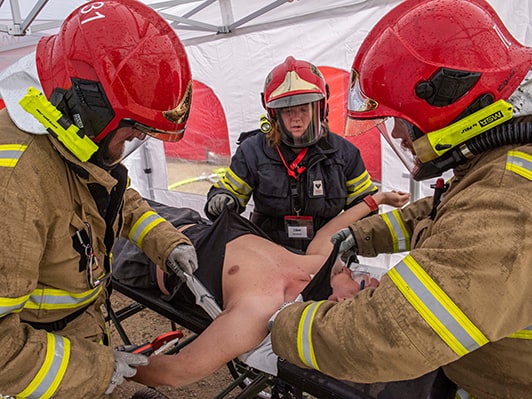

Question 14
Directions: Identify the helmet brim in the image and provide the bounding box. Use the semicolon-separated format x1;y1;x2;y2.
268;92;323;109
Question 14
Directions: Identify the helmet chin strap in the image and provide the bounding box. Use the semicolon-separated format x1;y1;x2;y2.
89;130;117;170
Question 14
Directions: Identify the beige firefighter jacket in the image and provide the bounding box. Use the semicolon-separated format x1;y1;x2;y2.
0;110;192;398
272;143;531;399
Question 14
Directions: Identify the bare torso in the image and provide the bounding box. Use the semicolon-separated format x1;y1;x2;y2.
222;234;327;311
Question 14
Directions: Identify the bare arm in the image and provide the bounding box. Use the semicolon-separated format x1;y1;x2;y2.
132;294;274;388
306;191;410;256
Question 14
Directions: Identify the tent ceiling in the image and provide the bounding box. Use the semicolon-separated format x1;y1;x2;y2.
0;0;376;71
0;0;370;43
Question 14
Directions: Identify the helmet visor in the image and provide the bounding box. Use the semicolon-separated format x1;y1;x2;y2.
278;102;322;148
377;117;419;174
344;69;386;137
121;118;185;143
93;126;150;169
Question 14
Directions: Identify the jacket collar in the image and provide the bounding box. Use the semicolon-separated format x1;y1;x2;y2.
47;134;123;191
0;52;47;135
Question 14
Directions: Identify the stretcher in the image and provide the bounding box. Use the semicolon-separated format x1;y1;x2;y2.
107;276;457;399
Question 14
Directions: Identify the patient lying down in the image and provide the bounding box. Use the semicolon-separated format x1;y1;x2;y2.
116;191;409;389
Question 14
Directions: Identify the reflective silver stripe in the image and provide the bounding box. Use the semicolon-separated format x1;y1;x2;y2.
214;168;252;207
297;301;326;370
25;286;102;311
388;255;489;356
345;170;378;206
508;325;532;339
0;144;27;167
506;150;532;181
129;211;165;247
381;210;410;252
0;294;30;317
18;333;70;399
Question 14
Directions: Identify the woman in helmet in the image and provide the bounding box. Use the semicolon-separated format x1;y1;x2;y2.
271;1;532;398
205;56;378;252
0;1;199;397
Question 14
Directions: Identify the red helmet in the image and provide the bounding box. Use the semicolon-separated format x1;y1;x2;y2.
36;0;192;143
346;0;532;178
263;57;328;147
348;0;532;133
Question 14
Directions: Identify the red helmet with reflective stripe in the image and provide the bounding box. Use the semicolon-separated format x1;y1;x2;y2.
36;0;192;143
263;56;328;121
348;0;532;135
263;57;329;147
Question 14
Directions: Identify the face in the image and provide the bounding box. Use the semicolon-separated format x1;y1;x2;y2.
279;103;313;137
329;266;380;302
389;118;416;155
97;126;147;168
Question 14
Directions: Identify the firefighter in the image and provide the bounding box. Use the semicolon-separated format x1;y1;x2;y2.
270;0;532;398
205;56;378;252
0;1;199;397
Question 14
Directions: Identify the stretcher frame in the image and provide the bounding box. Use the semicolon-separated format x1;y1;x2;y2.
107;278;456;399
107;279;377;398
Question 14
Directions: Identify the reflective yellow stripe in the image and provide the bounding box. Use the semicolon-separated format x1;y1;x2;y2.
214;168;252;207
17;333;70;399
25;286;102;311
388;255;489;356
346;171;378;205
129;211;165;247
0;144;27;167
381;210;410;252
0;294;30;317
297;301;326;370
506;150;532;181
508;326;532;339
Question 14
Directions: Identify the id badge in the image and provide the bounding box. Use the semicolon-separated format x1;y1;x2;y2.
284;215;314;239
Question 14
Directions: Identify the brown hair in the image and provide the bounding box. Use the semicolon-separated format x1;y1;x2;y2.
266;120;329;147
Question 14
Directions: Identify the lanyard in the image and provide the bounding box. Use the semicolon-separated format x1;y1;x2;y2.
275;145;308;180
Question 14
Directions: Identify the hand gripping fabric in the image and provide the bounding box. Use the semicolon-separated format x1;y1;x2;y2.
166;244;199;276
207;193;236;217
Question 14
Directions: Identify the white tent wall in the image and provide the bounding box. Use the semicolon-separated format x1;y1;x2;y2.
125;0;532;207
1;0;531;205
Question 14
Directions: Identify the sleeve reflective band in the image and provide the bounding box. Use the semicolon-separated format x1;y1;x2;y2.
17;333;71;399
345;170;378;206
381;210;411;252
0;294;30;317
214;168;252;207
25;286;102;311
388;255;489;356
129;211;165;247
508;326;532;340
0;144;27;168
296;300;326;370
506;151;532;181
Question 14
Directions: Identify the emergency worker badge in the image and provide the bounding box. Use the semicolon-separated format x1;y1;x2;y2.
312;180;323;196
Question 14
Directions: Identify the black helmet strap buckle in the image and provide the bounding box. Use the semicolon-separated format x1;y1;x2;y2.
415;67;481;107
